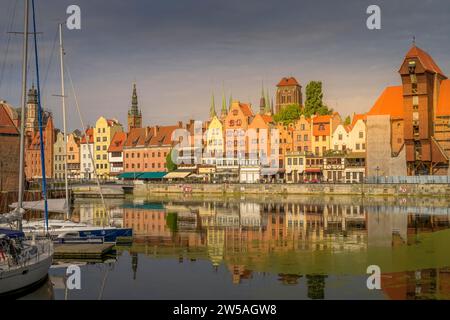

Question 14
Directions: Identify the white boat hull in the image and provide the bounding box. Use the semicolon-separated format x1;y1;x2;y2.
0;252;53;296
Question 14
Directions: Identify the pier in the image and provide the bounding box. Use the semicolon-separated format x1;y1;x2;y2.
54;243;115;260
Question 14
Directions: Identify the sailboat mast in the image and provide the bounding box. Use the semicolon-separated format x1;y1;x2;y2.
58;23;70;216
17;0;30;230
31;0;49;233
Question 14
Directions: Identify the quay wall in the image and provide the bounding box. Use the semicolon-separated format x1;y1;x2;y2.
133;182;450;197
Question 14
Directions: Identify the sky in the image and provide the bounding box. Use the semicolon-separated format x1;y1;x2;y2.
1;0;450;131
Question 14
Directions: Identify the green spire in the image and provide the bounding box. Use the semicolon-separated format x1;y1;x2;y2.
210;92;216;117
129;83;140;116
265;89;271;114
221;90;227;116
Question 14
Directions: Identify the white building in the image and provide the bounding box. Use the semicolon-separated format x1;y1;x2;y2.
80;128;95;180
331;114;367;153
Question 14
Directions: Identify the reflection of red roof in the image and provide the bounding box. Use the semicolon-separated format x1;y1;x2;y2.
367;86;404;119
108;132;127;152
80;128;94;144
277;77;300;87
0;105;19;135
239;103;254;117
405;45;445;76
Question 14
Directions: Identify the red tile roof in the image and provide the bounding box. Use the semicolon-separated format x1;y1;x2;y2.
0;105;19;135
277;77;300;87
312;115;332;123
108;132;127;152
124;128;147;148
80;128;94;144
367;86;404;119
239;103;254;117
405;45;446;76
261;114;274;124
350;114;367;128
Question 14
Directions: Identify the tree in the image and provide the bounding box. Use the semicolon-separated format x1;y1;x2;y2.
166;150;177;172
303;81;333;117
344;115;351;126
273;104;301;124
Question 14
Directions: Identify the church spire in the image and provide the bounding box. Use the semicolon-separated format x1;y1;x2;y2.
127;82;142;131
210;92;216;118
221;89;227;116
259;81;266;114
229;93;233;110
265;89;271;114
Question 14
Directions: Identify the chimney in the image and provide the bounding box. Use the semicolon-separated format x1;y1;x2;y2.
178;121;183;128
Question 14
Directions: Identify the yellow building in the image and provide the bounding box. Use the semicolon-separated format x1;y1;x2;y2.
311;113;341;156
93;117;123;178
204;115;224;165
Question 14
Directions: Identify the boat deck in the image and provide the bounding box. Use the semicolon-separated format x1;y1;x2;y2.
54;243;114;260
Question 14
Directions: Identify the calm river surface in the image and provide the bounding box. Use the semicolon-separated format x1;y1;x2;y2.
20;194;450;300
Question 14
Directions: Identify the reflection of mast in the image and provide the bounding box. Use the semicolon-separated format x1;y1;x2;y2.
132;252;138;280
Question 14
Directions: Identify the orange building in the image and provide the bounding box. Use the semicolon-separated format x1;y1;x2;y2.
224;101;254;159
25;115;55;180
123;125;180;173
247;113;274;161
67;132;81;179
310;113;341;156
293;115;311;153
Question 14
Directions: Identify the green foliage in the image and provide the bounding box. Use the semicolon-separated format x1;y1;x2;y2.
273;104;301;124
166;212;178;232
303;81;333;117
344;116;351;126
166;150;177;172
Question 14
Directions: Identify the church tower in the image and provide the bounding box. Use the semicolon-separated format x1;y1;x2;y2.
127;83;142;131
259;83;266;114
25;84;38;135
275;76;302;113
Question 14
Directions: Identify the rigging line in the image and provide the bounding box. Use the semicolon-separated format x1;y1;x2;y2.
0;0;19;92
65;62;108;218
41;27;58;105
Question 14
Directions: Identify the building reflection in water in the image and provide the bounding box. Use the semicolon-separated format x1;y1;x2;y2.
107;197;450;299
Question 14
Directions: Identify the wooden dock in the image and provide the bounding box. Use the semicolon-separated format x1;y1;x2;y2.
54;243;115;260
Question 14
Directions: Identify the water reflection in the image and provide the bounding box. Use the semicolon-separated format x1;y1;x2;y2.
23;195;450;299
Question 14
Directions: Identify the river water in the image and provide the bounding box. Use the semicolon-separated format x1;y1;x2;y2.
20;194;450;300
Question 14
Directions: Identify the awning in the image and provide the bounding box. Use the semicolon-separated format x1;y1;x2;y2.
0;229;25;239
163;171;192;179
117;172;142;179
305;168;321;173
139;172;167;179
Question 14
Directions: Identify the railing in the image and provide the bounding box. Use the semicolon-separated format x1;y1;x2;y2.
366;175;450;184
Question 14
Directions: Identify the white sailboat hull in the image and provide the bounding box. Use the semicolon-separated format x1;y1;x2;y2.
0;248;53;296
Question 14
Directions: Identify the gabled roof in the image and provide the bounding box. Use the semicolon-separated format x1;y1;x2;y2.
350;114;367;128
80;128;94;144
239;103;254;117
367;86;404;119
261;114;274;124
108;132;127;152
0;105;19;135
148;125;178;146
405;45;446;77
312;115;332;123
277;77;300;87
124;128;146;148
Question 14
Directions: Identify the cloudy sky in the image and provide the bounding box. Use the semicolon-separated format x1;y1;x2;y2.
0;0;449;130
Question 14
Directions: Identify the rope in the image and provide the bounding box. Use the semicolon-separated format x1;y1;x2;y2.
65;63;109;222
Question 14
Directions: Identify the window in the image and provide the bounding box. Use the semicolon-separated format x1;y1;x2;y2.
315;147;319;155
319;124;325;131
96;137;100;142
301;124;305;131
356;143;360;150
304;146;308;152
359;131;364;139
362;143;366;150
236;119;242;126
293;158;298;165
338;134;343;141
102;145;107;150
297;135;301;141
103;154;107;160
322;136;326;141
299;158;303;165
288;158;292;166
229;120;235;126
315;136;319;142
103;137;107;142
96;146;100;151
322;146;326;154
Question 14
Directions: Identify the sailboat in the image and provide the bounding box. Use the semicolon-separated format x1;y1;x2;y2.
0;0;53;296
12;23;132;244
